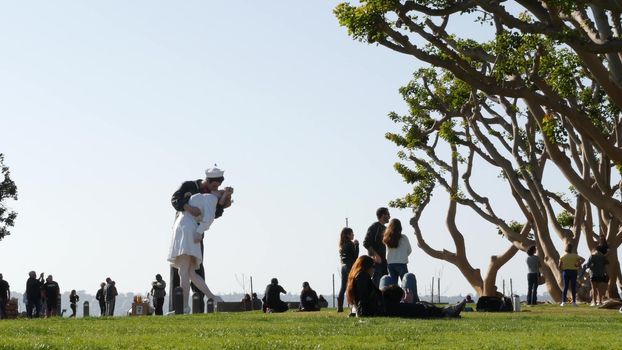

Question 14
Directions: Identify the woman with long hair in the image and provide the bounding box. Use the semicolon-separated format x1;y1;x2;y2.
346;255;465;318
338;227;359;312
346;255;383;316
383;219;412;282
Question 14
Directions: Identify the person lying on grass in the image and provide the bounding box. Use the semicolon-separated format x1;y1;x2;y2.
346;255;466;318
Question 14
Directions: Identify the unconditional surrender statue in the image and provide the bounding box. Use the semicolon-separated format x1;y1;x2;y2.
168;166;233;312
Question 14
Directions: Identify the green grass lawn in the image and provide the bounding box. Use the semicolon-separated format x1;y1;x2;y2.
1;304;620;349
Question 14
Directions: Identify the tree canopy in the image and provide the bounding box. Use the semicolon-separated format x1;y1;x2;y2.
335;1;622;299
0;153;18;240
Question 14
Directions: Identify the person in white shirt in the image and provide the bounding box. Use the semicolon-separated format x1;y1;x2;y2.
383;219;412;282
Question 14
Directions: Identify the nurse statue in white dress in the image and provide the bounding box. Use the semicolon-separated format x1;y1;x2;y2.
168;191;219;312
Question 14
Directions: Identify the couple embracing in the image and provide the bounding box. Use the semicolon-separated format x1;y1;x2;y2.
167;165;234;313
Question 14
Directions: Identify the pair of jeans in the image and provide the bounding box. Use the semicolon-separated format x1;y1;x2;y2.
106;300;115;316
372;262;388;288
562;269;578;303
338;264;352;300
388;263;409;282
527;273;538;305
379;273;420;303
0;298;6;319
26;300;42;318
154;297;165;315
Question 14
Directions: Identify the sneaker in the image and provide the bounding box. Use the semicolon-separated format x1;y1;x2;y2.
572;302;578;307
560;302;566;307
590;302;596;306
443;299;467;318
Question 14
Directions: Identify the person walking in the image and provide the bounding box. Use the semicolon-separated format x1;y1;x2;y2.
383;218;412;282
69;290;79;318
337;227;358;312
104;278;118;316
25;271;44;318
0;274;9;320
526;246;540;305
363;207;390;287
42;275;60;317
150;274;166;315
559;243;585;306
95;282;106;316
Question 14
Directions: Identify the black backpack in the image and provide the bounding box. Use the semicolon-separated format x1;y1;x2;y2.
476;296;513;312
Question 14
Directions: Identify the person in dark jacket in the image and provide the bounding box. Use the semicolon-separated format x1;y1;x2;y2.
25;271;44;318
69;290;79;318
168;166;233;311
363;207;390;287
42;275;60;317
150;274;167;315
0;274;10;320
95;282;106;316
299;282;319;312
338;227;359;312
262;278;288;313
346;256;466;318
587;245;609;306
104;278;118;316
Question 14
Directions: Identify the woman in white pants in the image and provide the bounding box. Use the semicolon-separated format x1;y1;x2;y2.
168;192;219;312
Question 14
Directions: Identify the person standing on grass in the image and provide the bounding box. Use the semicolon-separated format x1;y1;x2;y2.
383;218;412;282
150;274;166;315
69;290;79;318
95;282;106;316
104;278;118;316
526;246;540;305
363;207;390;287
43;275;60;317
558;243;585;307
0;274;10;320
337;227;358;312
25;271;44;318
587;245;609;306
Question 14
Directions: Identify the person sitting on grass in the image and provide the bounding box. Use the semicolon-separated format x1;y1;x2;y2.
262;278;288;313
346;255;466;318
299;282;319;312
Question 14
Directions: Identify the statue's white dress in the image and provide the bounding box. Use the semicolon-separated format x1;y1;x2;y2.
168;193;218;270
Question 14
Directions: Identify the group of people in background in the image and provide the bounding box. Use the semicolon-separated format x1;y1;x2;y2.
95;278;118;316
260;278;328;313
525;237;611;307
337;207;466;318
0;271;82;319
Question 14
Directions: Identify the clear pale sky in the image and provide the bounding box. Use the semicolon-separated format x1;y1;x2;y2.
0;1;575;299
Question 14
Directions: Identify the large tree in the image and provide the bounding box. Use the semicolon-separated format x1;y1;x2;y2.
335;1;622;299
0;153;18;240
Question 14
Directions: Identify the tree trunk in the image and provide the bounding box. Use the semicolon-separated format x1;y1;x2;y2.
607;248;622;299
